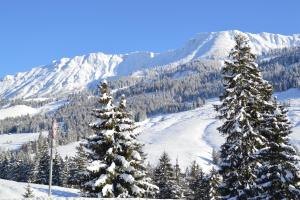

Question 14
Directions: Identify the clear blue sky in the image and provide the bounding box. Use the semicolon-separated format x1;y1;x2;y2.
1;0;300;78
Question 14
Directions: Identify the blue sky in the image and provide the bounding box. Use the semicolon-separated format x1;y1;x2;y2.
1;0;300;78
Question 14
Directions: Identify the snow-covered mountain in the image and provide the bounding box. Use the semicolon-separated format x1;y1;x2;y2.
1;30;300;99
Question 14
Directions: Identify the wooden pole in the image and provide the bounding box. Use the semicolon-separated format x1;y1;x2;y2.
49;119;57;197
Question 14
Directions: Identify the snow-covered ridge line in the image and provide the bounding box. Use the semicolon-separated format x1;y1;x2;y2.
1;30;300;99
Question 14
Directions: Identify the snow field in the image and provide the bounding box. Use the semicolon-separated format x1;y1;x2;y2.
0;179;79;199
0;132;48;151
0;178;179;199
0;105;39;120
138;100;218;172
0;99;67;120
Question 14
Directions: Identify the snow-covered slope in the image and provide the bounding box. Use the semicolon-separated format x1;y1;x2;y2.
0;105;39;120
0;132;48;151
1;30;300;99
0;179;177;199
140;89;300;171
55;88;300;172
0;179;79;199
0;99;67;120
138;99;218;171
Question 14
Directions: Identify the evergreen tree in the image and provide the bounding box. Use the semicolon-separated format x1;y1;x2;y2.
255;101;300;199
35;142;50;184
181;167;191;199
69;145;88;188
5;153;17;181
82;80;117;197
208;168;221;200
173;158;186;199
61;156;70;187
174;157;181;184
82;81;157;198
23;183;34;198
52;151;64;186
215;34;273;199
5;153;18;181
68;156;78;187
189;167;209;200
0;152;5;179
212;148;220;165
113;94;158;197
15;152;34;182
189;161;200;180
185;161;200;199
154;152;182;199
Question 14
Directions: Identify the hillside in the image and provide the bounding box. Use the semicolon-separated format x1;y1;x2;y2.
54;88;299;171
2;88;298;181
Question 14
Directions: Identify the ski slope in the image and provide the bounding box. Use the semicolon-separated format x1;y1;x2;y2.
55;88;300;172
138;99;219;172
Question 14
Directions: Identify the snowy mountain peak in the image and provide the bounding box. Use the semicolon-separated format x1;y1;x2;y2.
1;30;300;99
189;30;300;60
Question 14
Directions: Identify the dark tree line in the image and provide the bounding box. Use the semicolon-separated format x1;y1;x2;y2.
0;144;220;199
0;138;88;188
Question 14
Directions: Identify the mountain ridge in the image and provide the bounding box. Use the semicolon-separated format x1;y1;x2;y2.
1;30;300;99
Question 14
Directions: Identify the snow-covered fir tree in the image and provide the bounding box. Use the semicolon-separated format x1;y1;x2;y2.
82;81;157;198
184;161;200;199
0;151;34;182
189;166;209;200
19;152;34;182
69;145;88;188
52;151;64;186
23;183;34;198
255;101;300;199
61;156;70;187
208;168;221;200
4;153;17;181
35;142;50;184
82;80;118;197
154;151;183;199
215;34;273;199
174;157;181;185
174;157;186;198
0;153;10;180
212;148;220;165
113;94;158;197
